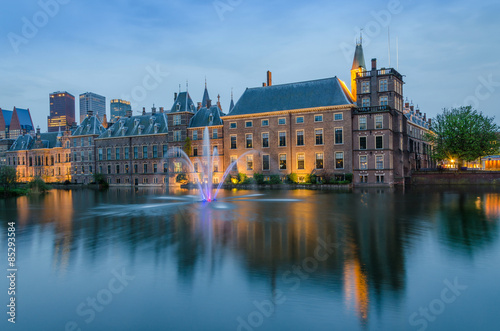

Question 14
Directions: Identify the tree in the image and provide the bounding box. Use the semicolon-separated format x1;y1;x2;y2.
184;137;192;155
425;106;499;167
0;166;17;193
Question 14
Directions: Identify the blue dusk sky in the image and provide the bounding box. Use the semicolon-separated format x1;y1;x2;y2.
1;0;499;131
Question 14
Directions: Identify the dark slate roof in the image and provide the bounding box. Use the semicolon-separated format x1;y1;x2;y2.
98;112;168;138
8;135;33;151
8;132;60;151
170;92;195;113
352;43;366;70
229;97;235;113
2;109;13;126
14;108;34;130
72;115;106;136
189;106;224;128
201;86;210;108
228;77;353;116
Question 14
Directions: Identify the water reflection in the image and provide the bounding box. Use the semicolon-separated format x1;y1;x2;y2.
1;187;499;330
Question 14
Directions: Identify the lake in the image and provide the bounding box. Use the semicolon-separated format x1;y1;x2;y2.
1;186;499;331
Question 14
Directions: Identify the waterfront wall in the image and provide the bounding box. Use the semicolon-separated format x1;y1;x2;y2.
412;171;500;185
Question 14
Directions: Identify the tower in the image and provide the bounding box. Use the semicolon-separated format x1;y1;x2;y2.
351;38;366;103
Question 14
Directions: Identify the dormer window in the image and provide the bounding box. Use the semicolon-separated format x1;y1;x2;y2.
176;103;181;111
154;123;160;134
190;104;194;111
86;124;91;132
134;119;140;126
209;114;213;125
108;128;114;137
138;125;144;135
119;119;126;127
149;117;156;125
121;127;128;135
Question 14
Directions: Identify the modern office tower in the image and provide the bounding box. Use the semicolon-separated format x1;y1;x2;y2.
79;92;106;123
110;99;132;123
47;91;76;132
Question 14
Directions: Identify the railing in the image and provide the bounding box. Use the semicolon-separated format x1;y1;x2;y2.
357;68;403;80
356;105;392;113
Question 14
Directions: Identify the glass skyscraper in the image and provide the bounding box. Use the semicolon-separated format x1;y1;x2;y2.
48;91;76;132
79;92;106;123
110;99;132;123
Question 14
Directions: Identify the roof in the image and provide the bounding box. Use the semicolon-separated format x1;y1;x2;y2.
1;109;13;126
228;77;354;116
170;92;195;113
189;106;224;128
201;86;210;108
352;43;366;70
229;97;235;113
72;115;106;136
8;132;61;151
12;108;34;131
98;112;168;139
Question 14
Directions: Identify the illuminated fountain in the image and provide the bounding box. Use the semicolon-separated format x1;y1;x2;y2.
173;127;254;202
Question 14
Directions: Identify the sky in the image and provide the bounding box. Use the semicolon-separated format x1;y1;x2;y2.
1;0;499;131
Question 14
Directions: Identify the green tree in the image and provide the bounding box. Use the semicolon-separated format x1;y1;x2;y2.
0;166;17;193
426;106;499;167
184;137;192;155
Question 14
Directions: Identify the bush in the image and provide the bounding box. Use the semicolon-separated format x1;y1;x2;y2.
93;173;109;189
28;176;51;194
345;173;353;183
176;173;188;184
269;175;282;184
254;173;265;185
286;173;298;184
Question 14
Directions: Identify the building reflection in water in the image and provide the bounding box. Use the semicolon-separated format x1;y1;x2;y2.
5;187;499;328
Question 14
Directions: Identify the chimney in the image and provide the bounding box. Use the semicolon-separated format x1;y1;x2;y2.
160;107;164;113
371;58;377;70
410;105;414;112
267;71;272;87
197;102;202;110
207;99;212;108
262;83;267;87
36;126;40;134
174;92;178;101
152;105;156;114
126;110;132;117
142;107;146;115
423;113;427;121
405;102;410;109
217;94;221;110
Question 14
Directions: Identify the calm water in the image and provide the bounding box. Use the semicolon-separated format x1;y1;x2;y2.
1;186;500;331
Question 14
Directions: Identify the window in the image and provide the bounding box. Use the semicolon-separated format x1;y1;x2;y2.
362;81;370;93
375;115;383;129
106;148;111;160
173;115;181;125
296;130;304;146
80;138;84;147
193;131;198;141
134;146;138;159
360;175;368;183
163;162;168;173
89;165;93;174
230;122;237;129
279;132;286;147
380;96;388;106
359;136;367;150
115;148;120;160
297;153;305;170
134;164;138;173
362;98;370;107
315;129;323;145
143;146;148;159
153;145;158;158
213;129;218;139
376;155;384;169
163;145;168;157
230;135;237;149
81;151;85;162
143;163;147;173
279;154;287;170
125;164;129;173
262;133;269;148
278;118;286;125
262;155;270;171
334;113;343;121
245;121;253;128
335;152;344;169
246;134;253;148
88;137;92;145
230;155;237;171
173;130;182;142
88;151;92;161
73;139;76;147
376;175;385;183
316;153;324;169
116;164;120;174
261;119;269;126
379;79;388;92
246;155;253;171
193;147;198;156
296;117;304;124
107;165;111;174
360;156;368;170
335;128;343;144
359;117;367;130
376;136;383;149
314;115;323;122
153;163;158;173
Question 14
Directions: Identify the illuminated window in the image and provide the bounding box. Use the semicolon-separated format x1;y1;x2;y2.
230;135;237;149
360;156;368;170
362;81;370;93
246;155;253;171
376;155;384;169
246;134;253;148
316;153;324;169
335;152;344;169
297;153;305;170
375;115;383;129
279;154;287;170
315;129;323;145
279;132;286;147
359;117;367;130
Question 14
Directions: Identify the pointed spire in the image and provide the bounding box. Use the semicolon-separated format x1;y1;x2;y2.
229;88;235;112
202;79;210;108
352;41;366;70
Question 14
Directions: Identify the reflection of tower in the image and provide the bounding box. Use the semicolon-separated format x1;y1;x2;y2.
343;252;369;325
49;190;75;275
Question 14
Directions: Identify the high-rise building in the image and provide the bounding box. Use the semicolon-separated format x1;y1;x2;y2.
79;92;106;123
110;99;132;123
48;91;76;132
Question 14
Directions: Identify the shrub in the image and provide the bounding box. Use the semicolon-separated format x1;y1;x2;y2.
269;175;282;184
28;176;51;194
345;173;353;183
286;173;298;184
254;173;265;185
93;173;109;189
176;173;188;184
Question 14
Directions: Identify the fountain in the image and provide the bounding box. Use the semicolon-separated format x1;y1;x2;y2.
172;127;254;202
